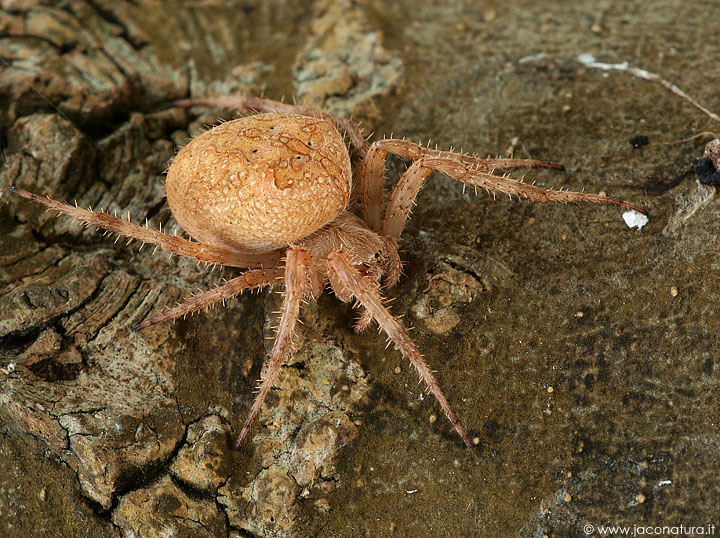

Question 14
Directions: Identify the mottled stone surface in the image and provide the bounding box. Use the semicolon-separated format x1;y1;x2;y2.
218;295;369;537
411;246;499;334
112;475;226;538
2;1;720;537
170;414;233;493
293;0;403;120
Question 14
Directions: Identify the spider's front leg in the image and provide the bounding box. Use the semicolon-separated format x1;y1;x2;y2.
11;188;282;268
353;139;566;234
326;250;474;448
235;246;319;448
355;139;646;240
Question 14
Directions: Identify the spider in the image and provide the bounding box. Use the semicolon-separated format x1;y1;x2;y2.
12;95;645;449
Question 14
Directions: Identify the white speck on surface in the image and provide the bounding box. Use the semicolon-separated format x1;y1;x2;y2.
406;489;418;494
658;479;672;487
623;210;648;229
578;53;629;71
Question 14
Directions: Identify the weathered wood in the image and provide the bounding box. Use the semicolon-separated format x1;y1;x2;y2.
1;1;391;536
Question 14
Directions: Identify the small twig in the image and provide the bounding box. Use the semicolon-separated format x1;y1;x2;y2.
662;181;716;235
663;131;720;146
577;54;720;123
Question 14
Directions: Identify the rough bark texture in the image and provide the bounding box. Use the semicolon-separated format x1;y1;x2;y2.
2;1;719;537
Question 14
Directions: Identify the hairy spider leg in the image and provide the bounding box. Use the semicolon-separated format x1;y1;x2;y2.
236;246;317;447
174;95;369;156
355;139;647;241
354;142;386;232
384;160;433;239
374;139;566;171
353;139;567;234
11;188;283;268
327;250;474;448
133;268;283;331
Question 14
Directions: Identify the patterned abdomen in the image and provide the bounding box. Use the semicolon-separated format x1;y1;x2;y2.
166;113;351;252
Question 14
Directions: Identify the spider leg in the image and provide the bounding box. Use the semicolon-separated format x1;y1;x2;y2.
357;139;647;240
174;95;368;156
133;268;283;331
11;188;282;268
326;250;473;448
383;159;433;239
352;140;567;234
373;139;565;172
353;310;374;333
236;246;316;448
354;142;387;232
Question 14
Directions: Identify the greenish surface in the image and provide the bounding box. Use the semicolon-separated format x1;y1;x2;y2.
1;1;719;537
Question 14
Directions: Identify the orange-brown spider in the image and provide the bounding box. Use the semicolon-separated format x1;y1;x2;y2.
12;96;645;448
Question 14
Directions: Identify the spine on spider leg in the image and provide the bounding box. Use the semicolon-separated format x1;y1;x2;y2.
383;160;433;239
373;139;643;211
353;310;374;333
11;186;147;233
336;117;370;157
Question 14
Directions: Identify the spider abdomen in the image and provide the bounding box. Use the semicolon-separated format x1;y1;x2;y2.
166;113;351;252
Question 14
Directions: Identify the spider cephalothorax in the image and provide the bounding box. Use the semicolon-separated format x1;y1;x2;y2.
13;95;645;448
